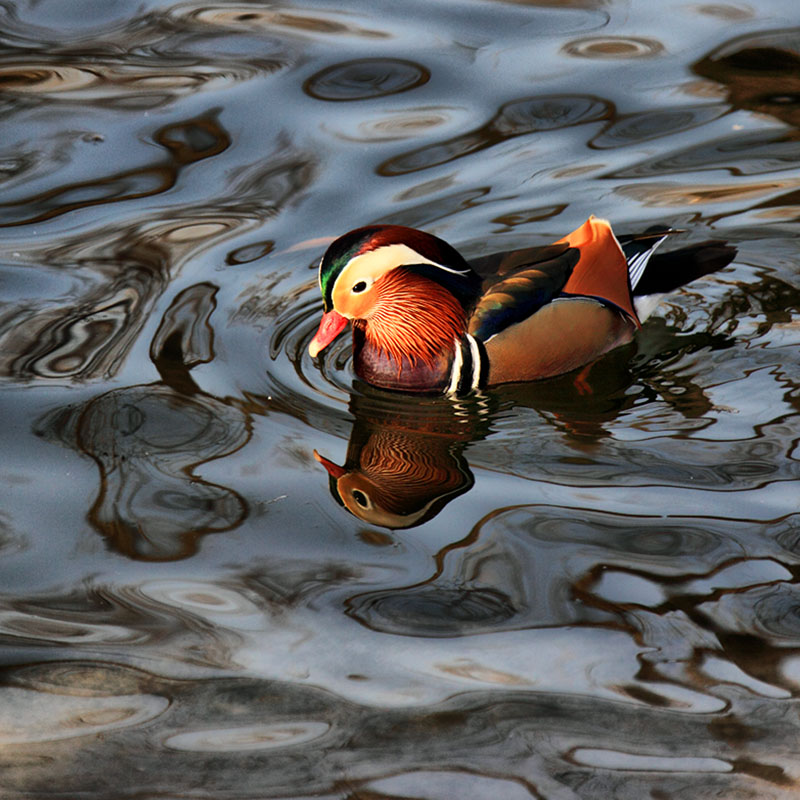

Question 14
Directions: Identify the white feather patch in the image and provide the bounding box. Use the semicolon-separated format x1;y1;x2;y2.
633;293;665;322
446;338;464;395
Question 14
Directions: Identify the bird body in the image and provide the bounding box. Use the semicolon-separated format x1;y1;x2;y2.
308;217;735;393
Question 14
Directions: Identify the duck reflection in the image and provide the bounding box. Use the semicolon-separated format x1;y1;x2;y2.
315;325;732;529
36;283;250;561
693;29;800;130
314;386;486;529
692;30;800;217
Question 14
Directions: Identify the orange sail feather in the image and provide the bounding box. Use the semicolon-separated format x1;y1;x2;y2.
557;216;640;327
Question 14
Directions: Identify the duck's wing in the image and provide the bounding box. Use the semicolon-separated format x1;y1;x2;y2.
468;243;575;278
467;243;579;342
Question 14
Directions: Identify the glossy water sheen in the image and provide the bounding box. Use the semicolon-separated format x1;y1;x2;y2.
1;0;799;797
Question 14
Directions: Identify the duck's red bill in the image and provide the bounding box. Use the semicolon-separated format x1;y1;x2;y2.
308;309;348;358
313;449;346;479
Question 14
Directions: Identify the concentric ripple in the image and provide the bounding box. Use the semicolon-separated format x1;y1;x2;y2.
0;65;100;92
348;586;518;637
0;687;168;744
562;36;664;59
303;58;430;101
269;290;356;402
164;721;330;752
378;94;610;175
0;60;271;105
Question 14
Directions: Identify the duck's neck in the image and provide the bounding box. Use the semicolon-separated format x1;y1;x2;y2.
354;327;487;394
366;269;468;363
353;277;491;394
352;269;470;392
353;324;452;392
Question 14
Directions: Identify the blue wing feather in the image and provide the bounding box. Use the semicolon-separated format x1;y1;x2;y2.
468;246;579;341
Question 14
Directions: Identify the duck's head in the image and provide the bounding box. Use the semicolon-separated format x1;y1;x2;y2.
308;225;481;364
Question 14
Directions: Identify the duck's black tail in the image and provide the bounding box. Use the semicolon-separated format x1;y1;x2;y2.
621;227;736;296
632;240;737;296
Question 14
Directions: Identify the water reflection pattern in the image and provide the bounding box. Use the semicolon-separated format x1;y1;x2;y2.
378;94;611;176
0;115;231;228
0;3;799;799
36;283;250;560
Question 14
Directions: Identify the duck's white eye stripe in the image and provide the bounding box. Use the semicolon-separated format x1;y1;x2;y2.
429;260;471;276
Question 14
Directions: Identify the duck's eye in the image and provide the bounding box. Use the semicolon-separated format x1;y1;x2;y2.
352;489;369;507
352;281;367;293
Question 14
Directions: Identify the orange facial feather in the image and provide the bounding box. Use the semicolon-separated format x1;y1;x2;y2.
364;268;466;369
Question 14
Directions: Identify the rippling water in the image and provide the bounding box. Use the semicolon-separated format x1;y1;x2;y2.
1;0;800;797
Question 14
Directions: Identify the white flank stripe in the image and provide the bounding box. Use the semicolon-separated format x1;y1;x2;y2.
446;338;464;395
466;334;483;391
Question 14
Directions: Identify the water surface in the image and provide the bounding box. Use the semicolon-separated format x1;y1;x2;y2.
1;0;800;797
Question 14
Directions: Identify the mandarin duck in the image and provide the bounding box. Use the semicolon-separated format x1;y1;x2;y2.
308;217;736;393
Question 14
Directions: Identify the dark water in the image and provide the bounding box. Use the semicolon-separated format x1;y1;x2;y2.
1;0;800;797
